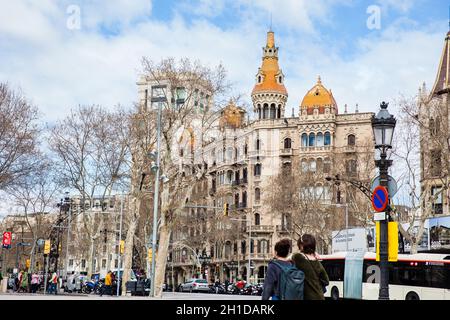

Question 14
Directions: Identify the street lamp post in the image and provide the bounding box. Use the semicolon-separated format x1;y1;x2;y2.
150;101;162;297
116;195;124;297
371;101;396;301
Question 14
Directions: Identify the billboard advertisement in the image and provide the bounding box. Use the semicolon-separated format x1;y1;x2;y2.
332;228;369;253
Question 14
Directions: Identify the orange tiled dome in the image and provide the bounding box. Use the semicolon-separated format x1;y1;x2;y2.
301;76;337;114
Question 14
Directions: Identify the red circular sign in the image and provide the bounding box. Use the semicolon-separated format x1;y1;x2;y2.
372;186;389;212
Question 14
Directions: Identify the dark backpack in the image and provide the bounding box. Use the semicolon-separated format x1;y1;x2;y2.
271;260;305;300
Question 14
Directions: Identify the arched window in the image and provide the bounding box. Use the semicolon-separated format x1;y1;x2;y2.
324;132;331;146
255;188;261;202
244;144;248;155
279;76;282;83
255;213;261;225
284;138;292;149
301;159;308;172
301;133;308;147
254;163;262;176
242;191;247;206
261;240;269;253
277;105;281;118
241;241;246;254
309;133;315;147
263;104;269;119
258;75;262;83
225;241;232;258
250;239;255;254
309;159;316;172
316;132;324;146
270;104;276;119
256;139;260;151
323;158;331;173
347;134;356;146
316;158;323;172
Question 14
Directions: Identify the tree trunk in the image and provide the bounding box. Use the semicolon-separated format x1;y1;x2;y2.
154;223;171;298
121;213;138;295
410;242;418;254
86;238;95;277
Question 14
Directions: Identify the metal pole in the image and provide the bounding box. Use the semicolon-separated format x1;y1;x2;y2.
247;220;251;283
64;202;71;281
345;204;349;252
150;101;162;297
377;151;390;300
43;254;49;294
117;195;124;297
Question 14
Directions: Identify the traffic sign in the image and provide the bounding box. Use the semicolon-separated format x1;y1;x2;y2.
37;238;45;246
374;212;386;221
372;186;389;212
371;175;398;198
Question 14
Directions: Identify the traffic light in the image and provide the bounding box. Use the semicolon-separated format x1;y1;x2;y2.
120;240;124;254
148;248;153;263
223;203;229;216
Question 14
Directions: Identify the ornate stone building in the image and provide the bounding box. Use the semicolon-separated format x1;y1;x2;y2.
137;30;375;285
419;31;450;216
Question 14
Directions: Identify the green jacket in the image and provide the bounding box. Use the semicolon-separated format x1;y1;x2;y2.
292;253;329;300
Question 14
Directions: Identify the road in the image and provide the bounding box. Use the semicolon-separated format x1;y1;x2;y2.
0;292;261;300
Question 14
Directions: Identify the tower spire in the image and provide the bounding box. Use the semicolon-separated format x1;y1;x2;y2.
430;31;450;97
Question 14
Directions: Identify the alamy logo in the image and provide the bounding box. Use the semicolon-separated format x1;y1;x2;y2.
366;5;381;30
66;5;81;30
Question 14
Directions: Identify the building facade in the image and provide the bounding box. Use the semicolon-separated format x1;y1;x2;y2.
137;31;375;285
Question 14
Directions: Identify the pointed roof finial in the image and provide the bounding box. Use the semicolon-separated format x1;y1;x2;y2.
317;75;322;84
355;103;359;113
344;104;348;113
270;12;273;32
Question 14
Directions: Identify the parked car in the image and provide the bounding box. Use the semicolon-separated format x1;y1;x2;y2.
179;279;210;293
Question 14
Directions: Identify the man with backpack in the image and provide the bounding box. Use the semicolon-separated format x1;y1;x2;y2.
262;239;305;300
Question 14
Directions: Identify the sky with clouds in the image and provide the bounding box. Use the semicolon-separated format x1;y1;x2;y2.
1;0;449;124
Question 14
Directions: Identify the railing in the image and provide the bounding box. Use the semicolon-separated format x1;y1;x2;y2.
248;150;265;157
299;146;332;152
209;188;216;195
247;225;273;233
249;253;272;260
240;177;248;185
280;148;293;156
276;225;291;233
238;202;247;209
232;180;239;186
344;145;356;153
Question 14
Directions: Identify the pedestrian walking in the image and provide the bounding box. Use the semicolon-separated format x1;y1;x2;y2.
48;272;58;295
31;273;40;293
100;270;112;296
292;234;329;300
262;239;304;300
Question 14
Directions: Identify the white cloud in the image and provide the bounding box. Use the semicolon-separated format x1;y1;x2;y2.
0;0;446;126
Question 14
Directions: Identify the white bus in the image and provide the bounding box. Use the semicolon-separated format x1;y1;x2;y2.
320;252;450;300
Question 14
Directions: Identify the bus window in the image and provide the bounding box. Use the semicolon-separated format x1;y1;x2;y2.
322;259;344;282
431;265;449;289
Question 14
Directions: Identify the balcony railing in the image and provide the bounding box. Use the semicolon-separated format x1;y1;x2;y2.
280;148;293;156
238;202;247;210
249;253;272;260
247;225;273;233
276;225;291;233
300;146;332;152
344;145;356;153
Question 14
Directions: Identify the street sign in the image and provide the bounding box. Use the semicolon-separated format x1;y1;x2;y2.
37;238;45;246
373;212;386;221
372;186;389;212
2;232;12;249
371;175;398;198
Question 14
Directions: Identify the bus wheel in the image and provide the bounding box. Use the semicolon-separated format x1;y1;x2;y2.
406;292;420;300
331;287;339;300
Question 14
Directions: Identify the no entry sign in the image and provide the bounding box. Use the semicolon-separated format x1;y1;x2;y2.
372;186;389;212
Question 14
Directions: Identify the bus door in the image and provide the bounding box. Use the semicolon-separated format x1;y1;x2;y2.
343;252;364;299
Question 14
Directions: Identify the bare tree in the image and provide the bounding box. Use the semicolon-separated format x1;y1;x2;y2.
129;57;230;297
392;93;448;253
0;83;40;190
48;105;131;277
6;157;60;272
